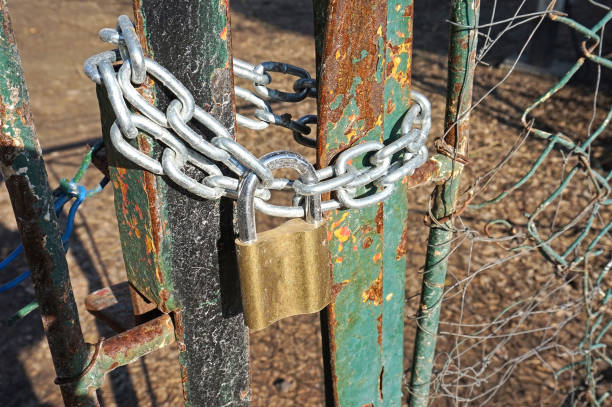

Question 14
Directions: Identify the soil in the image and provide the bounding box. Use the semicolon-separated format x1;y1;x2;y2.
0;1;610;406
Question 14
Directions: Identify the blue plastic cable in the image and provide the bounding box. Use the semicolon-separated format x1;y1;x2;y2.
0;182;94;293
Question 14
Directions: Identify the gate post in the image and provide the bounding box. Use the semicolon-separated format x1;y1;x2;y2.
408;1;480;406
98;1;249;405
314;1;414;405
0;2;95;405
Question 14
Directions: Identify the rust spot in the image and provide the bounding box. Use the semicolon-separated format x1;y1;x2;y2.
334;226;351;243
406;158;439;188
362;271;383;306
362;236;373;249
102;315;166;360
360;224;373;235
1;6;16;46
375;203;384;234
395;221;410;259
158;288;170;313
132;0;148;53
316;1;388;167
331;280;349;298
173;311;186;353
376;314;382;346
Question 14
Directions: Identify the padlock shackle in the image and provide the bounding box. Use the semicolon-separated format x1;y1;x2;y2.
237;151;321;243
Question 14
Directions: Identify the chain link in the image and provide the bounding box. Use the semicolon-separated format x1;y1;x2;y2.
84;16;431;217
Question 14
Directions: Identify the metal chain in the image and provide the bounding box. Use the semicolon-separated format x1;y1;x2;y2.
84;16;431;218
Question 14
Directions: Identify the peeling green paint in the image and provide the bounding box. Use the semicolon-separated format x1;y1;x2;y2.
315;1;414;405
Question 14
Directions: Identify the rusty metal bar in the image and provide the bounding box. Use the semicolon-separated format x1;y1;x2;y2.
97;1;249;405
74;314;175;396
408;1;480;406
0;2;95;406
314;0;415;405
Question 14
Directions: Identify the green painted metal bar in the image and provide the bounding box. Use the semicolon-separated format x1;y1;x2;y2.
314;1;415;405
408;0;480;406
97;1;249;405
0;2;95;405
382;1;414;404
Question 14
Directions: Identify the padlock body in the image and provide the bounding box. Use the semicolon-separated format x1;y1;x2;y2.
236;218;330;331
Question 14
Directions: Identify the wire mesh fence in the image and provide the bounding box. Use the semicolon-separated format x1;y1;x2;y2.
406;1;612;405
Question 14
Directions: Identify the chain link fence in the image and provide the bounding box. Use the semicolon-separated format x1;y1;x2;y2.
407;1;612;405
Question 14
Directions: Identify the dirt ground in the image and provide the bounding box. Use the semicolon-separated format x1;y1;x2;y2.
1;0;611;406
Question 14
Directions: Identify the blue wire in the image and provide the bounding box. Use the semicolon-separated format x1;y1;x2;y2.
0;184;90;293
0;245;22;271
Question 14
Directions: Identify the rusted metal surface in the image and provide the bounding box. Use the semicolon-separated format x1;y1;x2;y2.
314;0;415;405
408;1;480;406
0;2;94;405
95;1;250;405
405;154;453;189
76;314;175;397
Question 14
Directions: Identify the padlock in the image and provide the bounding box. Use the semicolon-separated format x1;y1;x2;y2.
235;151;330;331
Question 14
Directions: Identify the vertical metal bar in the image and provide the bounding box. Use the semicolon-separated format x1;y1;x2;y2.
382;1;414;404
0;2;95;406
314;1;414;405
99;1;249;405
408;1;480;406
133;2;250;405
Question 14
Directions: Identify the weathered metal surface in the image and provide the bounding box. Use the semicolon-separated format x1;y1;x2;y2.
382;1;414;404
99;1;249;405
405;154;453;189
314;0;414;405
408;1;480;406
76;314;175;397
98;81;178;312
0;2;94;405
236;218;330;331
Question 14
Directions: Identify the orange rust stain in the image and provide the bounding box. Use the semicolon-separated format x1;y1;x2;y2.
220;26;227;40
406;158;438;188
316;1;388;167
331;211;349;231
145;234;154;254
335;257;343;264
375;204;384;234
352;245;358;251
158;289;170;313
376;314;383;346
334;226;351;243
395;221;410;259
373;252;382;263
331;280;350;298
362;271;383;306
102;316;165;359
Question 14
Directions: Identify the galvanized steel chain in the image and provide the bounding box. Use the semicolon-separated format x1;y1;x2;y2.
84;15;431;218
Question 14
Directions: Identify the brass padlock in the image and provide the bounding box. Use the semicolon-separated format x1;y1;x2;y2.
235;151;330;331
